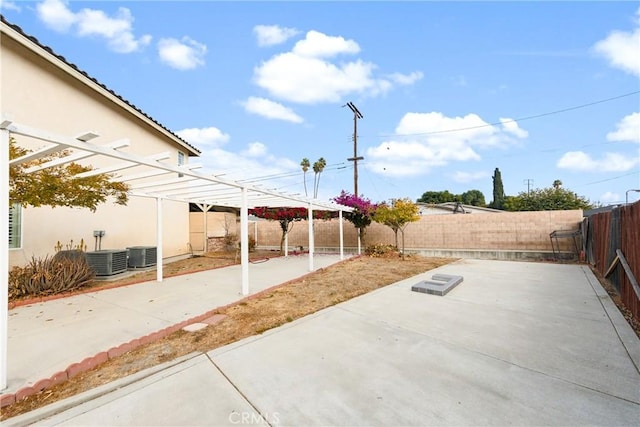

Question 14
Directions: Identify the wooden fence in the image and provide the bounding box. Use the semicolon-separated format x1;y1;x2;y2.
584;201;640;319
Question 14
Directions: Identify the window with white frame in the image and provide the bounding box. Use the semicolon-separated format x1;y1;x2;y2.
178;150;185;177
9;203;22;249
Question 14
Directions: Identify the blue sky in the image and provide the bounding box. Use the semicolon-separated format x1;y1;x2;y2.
2;0;639;206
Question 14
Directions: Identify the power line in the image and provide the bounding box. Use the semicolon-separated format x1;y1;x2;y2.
376;90;640;139
236;162;348;184
576;171;640;187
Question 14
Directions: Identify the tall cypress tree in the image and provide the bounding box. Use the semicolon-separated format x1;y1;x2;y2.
491;168;505;209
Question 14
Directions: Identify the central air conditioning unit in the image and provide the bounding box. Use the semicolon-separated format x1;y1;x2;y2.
85;250;128;276
127;246;157;268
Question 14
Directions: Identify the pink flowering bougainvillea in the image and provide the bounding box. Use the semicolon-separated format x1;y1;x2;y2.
249;207;337;253
332;191;379;245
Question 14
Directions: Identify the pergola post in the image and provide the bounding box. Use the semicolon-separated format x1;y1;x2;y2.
1;128;10;390
308;203;314;271
156;197;163;282
240;187;249;295
339;210;344;260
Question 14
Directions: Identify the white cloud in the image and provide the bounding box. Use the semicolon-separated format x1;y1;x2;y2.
451;171;490;183
36;0;151;53
254;24;299;47
177;127;300;189
607;112;640;143
366;112;528;177
599;191;621;203
36;0;76;32
253;30;422;104
241;97;304;123
499;118;529;138
292;30;360;58
255;53;379;103
0;0;21;12
176;127;229;147
557;151;639;172
158;37;207;70
593;8;640;77
242;142;268;158
198;146;298;185
389;71;424;86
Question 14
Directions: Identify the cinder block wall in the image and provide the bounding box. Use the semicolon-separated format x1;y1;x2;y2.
254;210;583;252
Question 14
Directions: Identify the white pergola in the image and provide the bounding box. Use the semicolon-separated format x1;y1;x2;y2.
0;119;352;390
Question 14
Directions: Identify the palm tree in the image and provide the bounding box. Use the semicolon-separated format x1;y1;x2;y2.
553;179;562;189
300;158;310;196
312;157;326;198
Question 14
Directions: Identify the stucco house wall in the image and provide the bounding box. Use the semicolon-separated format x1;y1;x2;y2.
2;20;199;267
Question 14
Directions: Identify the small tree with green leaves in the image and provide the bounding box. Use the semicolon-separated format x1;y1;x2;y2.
504;187;592;211
10;137;129;211
417;189;486;206
374;198;420;259
417;190;458;204
460;189;486;206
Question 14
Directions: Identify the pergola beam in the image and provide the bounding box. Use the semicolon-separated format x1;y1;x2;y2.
24;139;130;173
1;120;353;391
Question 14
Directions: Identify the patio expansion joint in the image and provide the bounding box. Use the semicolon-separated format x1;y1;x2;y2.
205;353;272;427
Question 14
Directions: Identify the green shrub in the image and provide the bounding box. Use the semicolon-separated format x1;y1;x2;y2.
9;255;96;300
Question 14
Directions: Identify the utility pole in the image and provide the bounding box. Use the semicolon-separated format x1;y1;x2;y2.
345;102;363;196
524;179;534;195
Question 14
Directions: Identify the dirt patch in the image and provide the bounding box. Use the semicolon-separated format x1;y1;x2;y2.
2;253;454;419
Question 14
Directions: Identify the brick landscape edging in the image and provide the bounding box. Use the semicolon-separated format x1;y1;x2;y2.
1;255;358;409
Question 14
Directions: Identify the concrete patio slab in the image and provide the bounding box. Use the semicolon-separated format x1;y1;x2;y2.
5;254;348;395
8;259;638;426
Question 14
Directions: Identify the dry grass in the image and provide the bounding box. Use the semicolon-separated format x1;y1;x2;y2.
1;252;454;419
